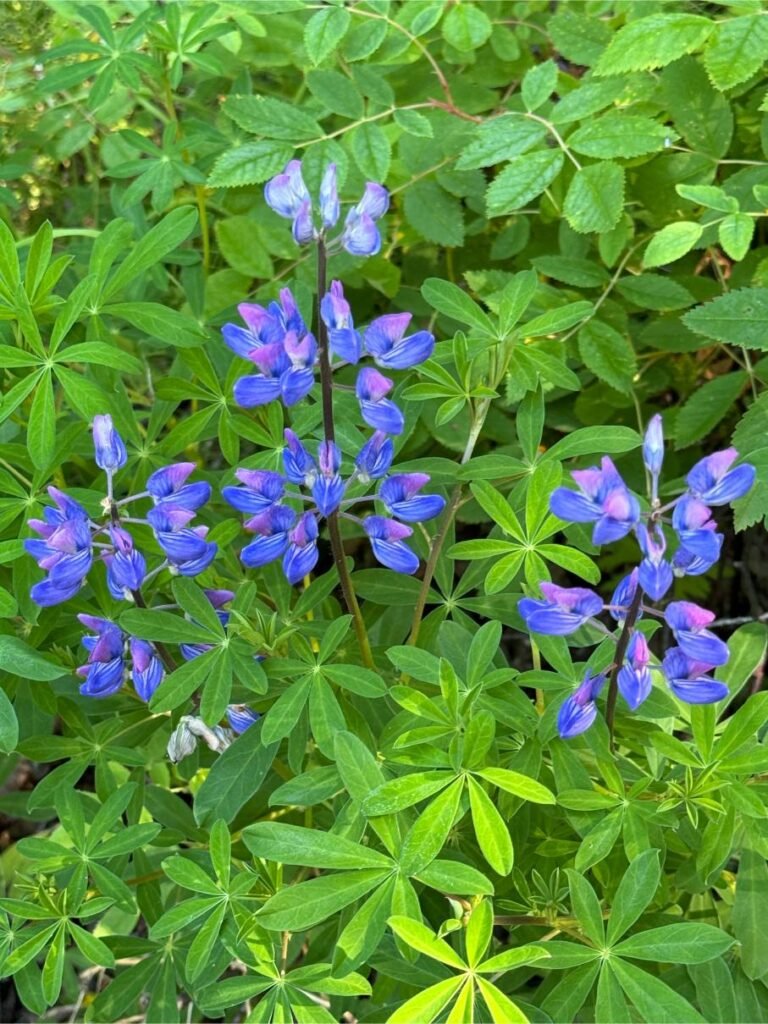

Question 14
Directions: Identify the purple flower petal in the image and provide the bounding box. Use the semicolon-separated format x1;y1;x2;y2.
356;431;394;482
227;705;261;734
363;515;419;574
93;414;127;473
280;366;316;406
292;198;316;245
342;211;381;257
355;182;389;220
642;414;664;476
241;531;290;569
265;160;309;219
234;374;283;408
147;463;195;500
549;488;600;523
319;163;339;228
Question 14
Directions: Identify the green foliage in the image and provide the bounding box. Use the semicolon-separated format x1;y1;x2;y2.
0;1;767;1022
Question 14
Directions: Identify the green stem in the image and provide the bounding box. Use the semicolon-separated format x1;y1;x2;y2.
408;397;491;645
196;185;210;275
315;239;374;669
532;639;544;715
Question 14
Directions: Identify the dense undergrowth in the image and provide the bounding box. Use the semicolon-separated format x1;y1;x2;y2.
0;2;768;1022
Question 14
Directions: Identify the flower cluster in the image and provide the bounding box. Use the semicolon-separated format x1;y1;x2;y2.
265;160;389;256
77;615;165;700
223;431;445;581
223;280;433;433
221;159;445;584
75;586;259;745
519;417;755;738
26;415;216;608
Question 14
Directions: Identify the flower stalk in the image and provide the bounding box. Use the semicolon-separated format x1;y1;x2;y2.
315;237;374;669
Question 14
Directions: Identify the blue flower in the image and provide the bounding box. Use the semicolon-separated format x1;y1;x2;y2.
356;368;404;435
223;469;285;516
265;161;388;254
26;487;93;607
319;163;339;228
105;526;146;601
617;631;652;710
363;516;419;574
92;414;127;475
223;290;307;362
609;568;639;623
355;431;394;483
379;473;445;523
222;301;284;360
226;704;261;734
240;505;296;569
129;638;164;701
550;456;640;545
636;523;673;601
77;616;125;698
664;601;729;666
642;414;664;499
292;199;315;245
147;463;211;513
148;507;217;577
686;448;755;506
233;339;316;409
341;183;389;257
264;160;314;242
283;512;319;584
312;441;345;517
321;280;362;363
557;672;605;739
283;429;318;487
672;496;723;574
661;647;728;704
518;583;602;636
364;313;435;370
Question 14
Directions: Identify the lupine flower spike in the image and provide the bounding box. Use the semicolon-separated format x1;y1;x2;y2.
520;414;755;738
26;417;226;729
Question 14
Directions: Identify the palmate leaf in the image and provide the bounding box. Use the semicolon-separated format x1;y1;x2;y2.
609;958;706;1024
257;869;392;932
467;776;514;874
613;923;734;964
243;822;393;870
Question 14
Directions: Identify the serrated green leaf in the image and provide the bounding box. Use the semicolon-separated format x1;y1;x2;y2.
404;181;464;247
564;162;624;234
675;372;747;448
486;150;563;216
683;288;768;349
595;14;714;75
207;141;293;188
456;117;546;171
719;213;754;262
224;95;322;140
521;60;558;112
569;115;672;159
304;6;351;65
351;121;390;181
703;15;768;91
394;108;433;138
578;319;636;393
442;3;492;51
643;222;703;268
